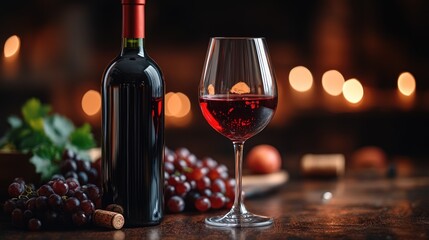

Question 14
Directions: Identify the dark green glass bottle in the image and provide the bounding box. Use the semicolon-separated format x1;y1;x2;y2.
101;0;164;227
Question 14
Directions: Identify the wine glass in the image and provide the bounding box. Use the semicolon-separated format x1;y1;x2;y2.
199;37;278;227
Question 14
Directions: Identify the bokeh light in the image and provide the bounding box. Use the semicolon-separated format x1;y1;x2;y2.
81;90;101;116
165;92;191;118
343;78;364;104
397;72;416;96
4;35;20;58
322;70;345;96
289;66;313;92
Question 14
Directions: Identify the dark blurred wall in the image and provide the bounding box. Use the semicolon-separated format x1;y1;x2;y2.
0;0;428;158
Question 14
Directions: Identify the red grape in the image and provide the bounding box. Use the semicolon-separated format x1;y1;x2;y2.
168;175;183;186
207;168;221;181
48;194;63;209
60;159;77;173
52;174;66;181
165;151;176;163
211;179;226;194
11;208;24;227
8;182;24;198
175;182;191;197
195;196;211;212
196;176;211;191
13;177;26;186
72;211;87;226
35;196;48;211
201;188;213;197
81;200;95;216
174;159;188;172
210;192;226;209
226;197;234;209
77;160;91;172
77;172;89;185
167;196;185;213
175;147;190;159
15;199;25;210
66;178;80;192
87;168;99;184
28;218;42;231
3;199;16;214
165;162;175;174
64;197;80;213
37;184;54;197
52;180;69;196
64;171;78;180
202;157;218;169
187;167;208;181
74;190;88;201
84;184;100;201
184;154;197;167
62;149;77;160
23;209;34;222
164;185;175;200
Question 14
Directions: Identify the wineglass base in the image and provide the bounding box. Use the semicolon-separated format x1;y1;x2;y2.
205;212;273;228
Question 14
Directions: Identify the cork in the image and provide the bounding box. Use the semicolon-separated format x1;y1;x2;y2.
93;209;125;230
301;154;345;178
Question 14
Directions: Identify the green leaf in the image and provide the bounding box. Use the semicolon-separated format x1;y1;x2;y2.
69;123;96;150
17;130;50;153
65;145;92;162
22;98;51;131
0;116;24;149
1;98;99;181
0;136;8;149
44;114;75;147
29;143;62;181
33;144;63;162
7;115;22;128
29;154;59;181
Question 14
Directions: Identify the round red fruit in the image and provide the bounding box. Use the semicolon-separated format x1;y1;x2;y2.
246;144;282;174
167;196;185;213
210;192;226;209
195;196;211;212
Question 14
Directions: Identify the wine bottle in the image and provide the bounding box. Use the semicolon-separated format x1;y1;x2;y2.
101;0;164;227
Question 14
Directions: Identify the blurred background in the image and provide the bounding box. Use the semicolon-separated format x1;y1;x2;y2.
1;0;428;170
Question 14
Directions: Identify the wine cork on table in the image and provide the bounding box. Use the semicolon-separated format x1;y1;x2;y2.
93;209;125;230
301;154;345;178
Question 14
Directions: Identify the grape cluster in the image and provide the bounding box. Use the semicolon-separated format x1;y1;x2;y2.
60;150;100;186
3;146;235;231
3;176;101;231
164;147;236;213
3;148;102;231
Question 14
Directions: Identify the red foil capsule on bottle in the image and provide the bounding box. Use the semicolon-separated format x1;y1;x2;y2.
122;0;145;38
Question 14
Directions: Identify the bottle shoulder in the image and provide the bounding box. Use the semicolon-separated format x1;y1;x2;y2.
102;54;164;86
106;54;162;72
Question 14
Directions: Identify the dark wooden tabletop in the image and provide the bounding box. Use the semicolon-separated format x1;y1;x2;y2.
1;167;429;239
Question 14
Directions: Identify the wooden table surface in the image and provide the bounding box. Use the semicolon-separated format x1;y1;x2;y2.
1;168;429;239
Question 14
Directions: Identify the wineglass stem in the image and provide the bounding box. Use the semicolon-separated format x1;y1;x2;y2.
204;139;273;227
232;141;248;215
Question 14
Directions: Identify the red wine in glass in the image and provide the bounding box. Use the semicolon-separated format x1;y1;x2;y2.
199;95;277;142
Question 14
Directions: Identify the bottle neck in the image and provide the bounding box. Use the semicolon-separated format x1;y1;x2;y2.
121;38;145;56
121;2;145;56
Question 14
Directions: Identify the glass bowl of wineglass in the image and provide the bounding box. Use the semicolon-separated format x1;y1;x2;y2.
199;37;278;227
